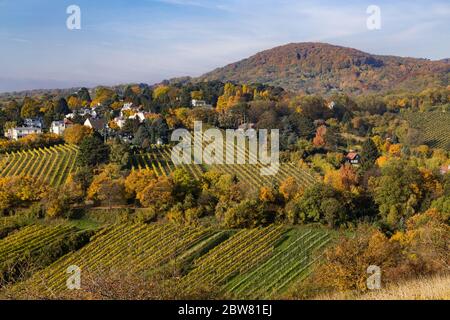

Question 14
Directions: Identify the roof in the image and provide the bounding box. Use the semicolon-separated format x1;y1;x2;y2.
85;118;106;131
346;152;359;160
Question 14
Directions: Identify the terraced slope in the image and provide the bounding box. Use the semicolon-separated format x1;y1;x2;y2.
0;144;79;186
0;224;89;285
133;143;317;189
25;223;216;292
225;228;331;299
181;226;331;299
404;111;450;150
12;223;331;299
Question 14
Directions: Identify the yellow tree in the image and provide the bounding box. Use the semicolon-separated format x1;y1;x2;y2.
279;176;300;201
67;96;82;110
87;165;126;208
63;124;93;145
124;169;156;200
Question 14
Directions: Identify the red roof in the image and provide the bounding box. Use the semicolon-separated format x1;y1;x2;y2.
346;152;359;160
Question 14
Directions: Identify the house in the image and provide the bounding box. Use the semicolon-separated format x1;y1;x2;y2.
129;112;148;122
84;118;106;132
119;103;136;117
5;127;42;140
440;164;450;175
327;101;336;110
24;118;43;128
192;99;212;108
113;116;127;129
122;102;133;111
50;119;73;135
66;108;97;120
345;151;361;165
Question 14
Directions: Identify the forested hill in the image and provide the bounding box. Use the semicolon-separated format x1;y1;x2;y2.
198;42;450;94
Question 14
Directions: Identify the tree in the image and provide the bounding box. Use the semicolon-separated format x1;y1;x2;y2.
77;87;92;103
77;135;110;167
54;98;70;115
313;125;327;148
298;95;331;120
67;96;82;110
361;138;379;170
4;100;21;122
279;176;300;201
108;139;131;169
87;164;125;208
313;125;338;150
20;97;40;118
289;183;348;226
220;199;273;228
358;95;387;115
124;168;156;201
369;160;425;230
63;124;93;145
138;176;174;209
339;164;358;191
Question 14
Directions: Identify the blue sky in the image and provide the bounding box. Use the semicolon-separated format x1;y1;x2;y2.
0;0;449;92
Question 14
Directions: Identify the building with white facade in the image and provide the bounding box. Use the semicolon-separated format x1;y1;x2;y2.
4;127;42;140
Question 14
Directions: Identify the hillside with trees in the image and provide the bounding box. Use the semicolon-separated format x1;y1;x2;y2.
199;42;449;94
0;48;448;300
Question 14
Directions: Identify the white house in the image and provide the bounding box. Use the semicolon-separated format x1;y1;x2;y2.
24;118;43;128
65;108;97;120
119;103;139;118
5;127;42;140
129;112;148;122
192;99;212;108
113;116;127;129
50;119;73;135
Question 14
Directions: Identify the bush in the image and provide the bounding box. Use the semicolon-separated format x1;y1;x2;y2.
0;133;63;154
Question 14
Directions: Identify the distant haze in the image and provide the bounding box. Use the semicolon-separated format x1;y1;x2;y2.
0;0;449;92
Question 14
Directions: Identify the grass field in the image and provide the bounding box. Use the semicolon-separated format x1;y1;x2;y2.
317;274;450;300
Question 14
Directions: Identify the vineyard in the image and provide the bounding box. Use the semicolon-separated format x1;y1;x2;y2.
0;144;79;187
404;111;450;150
24;222;218;292
224;228;331;299
133;143;317;189
12;222;331;299
181;225;330;298
0;224;90;285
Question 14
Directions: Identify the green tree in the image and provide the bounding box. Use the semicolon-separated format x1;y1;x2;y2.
77;135;110;167
54;98;70;115
369;160;424;230
361;138;379;170
109;139;131;169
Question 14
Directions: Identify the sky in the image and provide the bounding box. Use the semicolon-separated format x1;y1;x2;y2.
0;0;449;92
